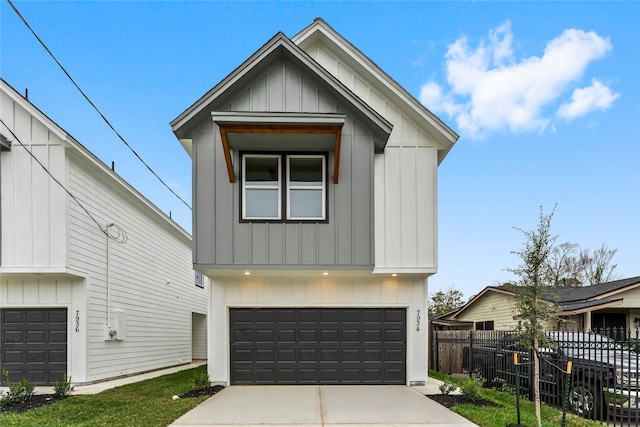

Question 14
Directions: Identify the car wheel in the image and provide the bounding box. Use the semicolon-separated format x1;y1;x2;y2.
568;381;602;420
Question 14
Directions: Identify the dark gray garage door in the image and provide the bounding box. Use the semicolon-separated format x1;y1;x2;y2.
0;308;67;385
230;308;406;385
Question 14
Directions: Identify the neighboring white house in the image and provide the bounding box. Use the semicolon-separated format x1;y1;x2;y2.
0;79;207;386
171;18;458;386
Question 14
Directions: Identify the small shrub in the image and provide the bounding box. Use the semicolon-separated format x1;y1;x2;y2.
499;383;516;395
193;368;210;390
439;381;457;395
53;373;75;398
0;370;36;407
460;376;485;402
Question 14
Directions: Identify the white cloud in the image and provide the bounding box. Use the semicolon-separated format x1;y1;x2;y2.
557;79;620;120
419;21;617;139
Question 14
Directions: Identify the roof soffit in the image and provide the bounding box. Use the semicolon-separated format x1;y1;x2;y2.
171;33;392;149
293;18;459;163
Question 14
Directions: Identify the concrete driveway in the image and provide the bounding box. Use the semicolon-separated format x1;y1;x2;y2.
170;385;478;427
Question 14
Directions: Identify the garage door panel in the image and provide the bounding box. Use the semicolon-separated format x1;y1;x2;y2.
320;329;339;342
4;350;24;363
299;329;318;342
230;308;406;385
320;349;339;362
3;311;24;323
1;308;67;386
385;329;405;342
234;329;252;342
341;310;361;323
385;309;405;323
255;329;275;343
298;310;319;323
341;329;361;342
27;311;46;323
277;329;296;342
256;349;274;361
277;349;296;361
277;310;296;323
27;331;46;344
255;310;276;323
320;310;339;323
4;331;23;343
27;350;46;363
299;348;318;361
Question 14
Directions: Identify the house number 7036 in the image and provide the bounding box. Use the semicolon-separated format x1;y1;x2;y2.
75;310;80;333
416;309;421;332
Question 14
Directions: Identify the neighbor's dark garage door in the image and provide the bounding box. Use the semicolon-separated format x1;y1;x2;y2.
230;308;406;385
0;308;67;385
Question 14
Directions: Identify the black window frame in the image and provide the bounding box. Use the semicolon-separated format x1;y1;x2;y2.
240;151;329;223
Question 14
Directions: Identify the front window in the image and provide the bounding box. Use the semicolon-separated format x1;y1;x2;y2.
242;153;326;221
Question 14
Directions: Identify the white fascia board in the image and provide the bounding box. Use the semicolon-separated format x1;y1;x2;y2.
211;111;346;126
372;267;436;277
293;21;459;157
0;266;90;279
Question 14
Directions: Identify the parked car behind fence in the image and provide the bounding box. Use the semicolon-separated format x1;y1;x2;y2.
433;328;639;425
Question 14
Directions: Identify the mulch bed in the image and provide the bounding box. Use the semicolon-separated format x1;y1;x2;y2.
426;394;500;408
0;394;66;414
179;385;225;398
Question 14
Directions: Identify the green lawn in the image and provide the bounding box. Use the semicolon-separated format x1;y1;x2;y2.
0;365;212;427
1;366;609;427
429;371;607;427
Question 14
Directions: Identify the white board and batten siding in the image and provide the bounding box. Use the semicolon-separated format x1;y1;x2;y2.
1;81;207;384
302;43;439;273
0;89;67;269
208;275;429;385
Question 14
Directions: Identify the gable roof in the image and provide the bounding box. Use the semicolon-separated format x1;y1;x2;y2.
450;276;640;320
293;18;459;164
0;78;190;242
171;31;393;156
557;276;640;302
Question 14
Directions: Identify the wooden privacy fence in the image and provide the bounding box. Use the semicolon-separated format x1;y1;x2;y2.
430;330;469;375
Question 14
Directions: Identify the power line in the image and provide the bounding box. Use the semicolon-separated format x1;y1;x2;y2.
7;0;192;210
1;118;125;242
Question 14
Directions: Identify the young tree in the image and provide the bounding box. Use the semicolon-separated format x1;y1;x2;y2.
506;206;560;427
428;285;464;317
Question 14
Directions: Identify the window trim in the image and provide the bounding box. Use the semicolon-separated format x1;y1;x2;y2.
240;152;328;222
241;154;282;221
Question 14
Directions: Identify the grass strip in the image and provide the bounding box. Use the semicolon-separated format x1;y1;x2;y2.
429;371;607;427
0;365;212;427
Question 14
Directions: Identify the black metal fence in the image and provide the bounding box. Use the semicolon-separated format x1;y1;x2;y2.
432;328;640;425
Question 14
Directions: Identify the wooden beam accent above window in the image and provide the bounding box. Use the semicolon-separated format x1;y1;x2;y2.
217;123;344;184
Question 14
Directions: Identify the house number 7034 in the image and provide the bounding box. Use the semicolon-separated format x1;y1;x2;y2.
75;310;80;332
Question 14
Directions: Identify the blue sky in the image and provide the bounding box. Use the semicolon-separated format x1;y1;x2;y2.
2;1;638;300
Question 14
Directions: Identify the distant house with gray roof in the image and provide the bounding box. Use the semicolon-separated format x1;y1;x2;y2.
432;276;640;335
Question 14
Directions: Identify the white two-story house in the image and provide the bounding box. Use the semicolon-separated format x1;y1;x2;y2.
1;79;207;385
171;18;458;386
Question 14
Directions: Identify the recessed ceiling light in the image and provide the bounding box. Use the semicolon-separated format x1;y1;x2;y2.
391;273;398;277
244;271;251;276
322;272;329;276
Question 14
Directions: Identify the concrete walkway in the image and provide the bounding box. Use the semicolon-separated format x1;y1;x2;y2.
170;384;477;427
